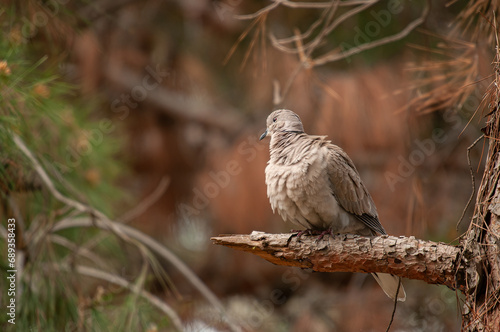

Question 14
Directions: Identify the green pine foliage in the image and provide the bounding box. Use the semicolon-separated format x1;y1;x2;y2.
0;37;122;213
0;5;165;332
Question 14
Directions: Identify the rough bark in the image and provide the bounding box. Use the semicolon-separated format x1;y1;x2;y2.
211;232;478;292
460;102;500;330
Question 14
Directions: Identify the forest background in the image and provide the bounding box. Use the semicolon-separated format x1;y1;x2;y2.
0;0;497;331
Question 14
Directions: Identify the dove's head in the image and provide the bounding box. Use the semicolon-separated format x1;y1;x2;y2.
259;109;304;140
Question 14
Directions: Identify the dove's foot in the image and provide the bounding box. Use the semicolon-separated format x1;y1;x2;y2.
315;229;335;242
287;229;307;245
287;229;322;246
291;229;313;237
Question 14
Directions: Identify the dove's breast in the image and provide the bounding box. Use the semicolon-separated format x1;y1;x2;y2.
265;147;349;230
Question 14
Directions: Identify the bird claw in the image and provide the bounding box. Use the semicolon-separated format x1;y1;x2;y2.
287;229;331;246
314;230;334;243
287;229;309;246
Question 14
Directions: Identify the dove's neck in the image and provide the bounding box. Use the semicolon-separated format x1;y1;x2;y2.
269;131;312;165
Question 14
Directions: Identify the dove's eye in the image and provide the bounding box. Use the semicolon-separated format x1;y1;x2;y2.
273;117;277;122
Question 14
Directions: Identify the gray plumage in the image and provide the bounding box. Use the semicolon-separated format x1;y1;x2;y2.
260;109;406;302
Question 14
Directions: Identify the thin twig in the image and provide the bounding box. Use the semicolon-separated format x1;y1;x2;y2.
311;0;430;66
276;61;306;105
270;6;330;48
385;278;401;332
237;0;377;20
273;80;281;105
234;0;372;20
279;0;378;9
12;133;131;242
118;177;170;223
241;14;267;71
276;0;339;103
270;0;366;56
305;0;341;56
125;245;150;330
263;0;371;54
13;134;89;213
224;15;261;65
60;264;184;331
457;135;484;230
49;234;108;267
77;176;171;254
322;0;375;37
235;1;280;20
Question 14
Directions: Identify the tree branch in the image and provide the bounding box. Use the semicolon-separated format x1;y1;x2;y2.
310;0;430;66
211;231;478;293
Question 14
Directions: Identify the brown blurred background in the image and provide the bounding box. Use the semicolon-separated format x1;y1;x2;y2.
9;0;493;330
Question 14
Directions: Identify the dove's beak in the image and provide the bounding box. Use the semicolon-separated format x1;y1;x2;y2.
259;129;268;140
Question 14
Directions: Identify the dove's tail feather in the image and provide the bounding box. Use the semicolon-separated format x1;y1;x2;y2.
371;273;406;302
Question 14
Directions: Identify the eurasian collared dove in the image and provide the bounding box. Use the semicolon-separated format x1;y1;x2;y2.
260;109;406;302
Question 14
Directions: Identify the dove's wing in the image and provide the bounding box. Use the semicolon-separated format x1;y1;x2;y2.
327;145;387;235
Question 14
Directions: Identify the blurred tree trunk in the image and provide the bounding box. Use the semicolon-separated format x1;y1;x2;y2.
461;104;500;330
